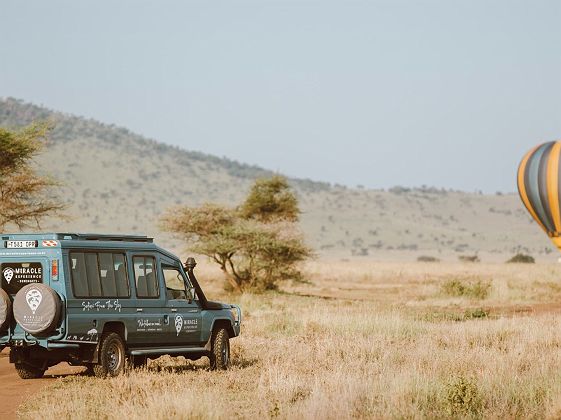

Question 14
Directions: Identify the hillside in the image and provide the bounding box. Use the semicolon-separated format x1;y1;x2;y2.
0;98;554;261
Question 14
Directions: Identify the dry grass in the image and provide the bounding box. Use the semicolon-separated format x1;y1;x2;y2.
18;261;561;419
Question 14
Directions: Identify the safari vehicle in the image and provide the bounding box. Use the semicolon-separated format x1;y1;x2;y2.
0;233;241;379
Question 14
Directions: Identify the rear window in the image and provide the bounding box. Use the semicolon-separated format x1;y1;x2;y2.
70;252;130;298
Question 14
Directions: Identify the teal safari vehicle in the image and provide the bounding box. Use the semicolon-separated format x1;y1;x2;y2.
0;233;241;378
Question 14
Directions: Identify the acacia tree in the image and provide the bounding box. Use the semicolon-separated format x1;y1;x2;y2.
161;176;312;292
239;175;299;222
0;122;65;231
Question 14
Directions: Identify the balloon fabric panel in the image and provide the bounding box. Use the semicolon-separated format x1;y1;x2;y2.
518;141;561;239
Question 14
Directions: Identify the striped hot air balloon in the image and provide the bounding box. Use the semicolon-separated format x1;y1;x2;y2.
517;141;561;250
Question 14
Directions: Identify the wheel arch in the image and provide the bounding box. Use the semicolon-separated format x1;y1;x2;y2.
211;318;235;338
101;321;127;341
204;318;234;351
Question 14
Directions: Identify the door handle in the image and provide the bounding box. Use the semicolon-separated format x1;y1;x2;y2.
171;308;177;312
136;308;143;312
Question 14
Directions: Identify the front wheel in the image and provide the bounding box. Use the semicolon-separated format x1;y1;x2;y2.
93;333;126;378
15;362;45;379
209;328;230;370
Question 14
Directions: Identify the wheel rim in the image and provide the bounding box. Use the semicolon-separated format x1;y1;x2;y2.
107;342;122;372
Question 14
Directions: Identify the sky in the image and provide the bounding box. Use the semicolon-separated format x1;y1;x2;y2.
1;0;560;193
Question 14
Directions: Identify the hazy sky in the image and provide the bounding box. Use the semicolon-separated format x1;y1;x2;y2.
1;1;560;192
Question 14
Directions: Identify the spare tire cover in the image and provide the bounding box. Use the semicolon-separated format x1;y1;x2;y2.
13;284;61;335
0;289;11;331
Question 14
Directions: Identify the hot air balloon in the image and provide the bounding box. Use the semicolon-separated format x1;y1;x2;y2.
517;141;561;250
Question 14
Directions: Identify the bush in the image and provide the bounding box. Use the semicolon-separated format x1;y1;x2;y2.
465;307;489;319
417;255;440;263
459;255;480;263
442;278;491;299
421;308;489;322
445;375;483;417
506;253;535;264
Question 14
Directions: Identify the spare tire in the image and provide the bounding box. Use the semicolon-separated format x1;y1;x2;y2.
13;284;61;335
0;289;12;331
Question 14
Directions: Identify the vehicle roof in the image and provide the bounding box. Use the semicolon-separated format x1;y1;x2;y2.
0;233;180;261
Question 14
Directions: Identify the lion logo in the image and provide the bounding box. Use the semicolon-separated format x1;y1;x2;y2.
25;288;42;314
3;268;14;284
174;315;183;336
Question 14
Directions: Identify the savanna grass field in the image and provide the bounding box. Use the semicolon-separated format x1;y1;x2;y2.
17;259;561;419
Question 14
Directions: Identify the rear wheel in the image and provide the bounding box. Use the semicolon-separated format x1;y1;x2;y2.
15;362;45;379
93;333;125;378
209;328;230;370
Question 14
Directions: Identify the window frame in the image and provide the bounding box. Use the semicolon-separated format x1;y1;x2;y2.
132;255;160;299
161;264;189;301
69;250;131;299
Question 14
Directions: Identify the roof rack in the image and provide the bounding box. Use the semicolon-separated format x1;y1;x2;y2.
56;233;154;243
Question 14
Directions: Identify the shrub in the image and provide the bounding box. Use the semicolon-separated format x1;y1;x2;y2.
465;307;489;319
417;255;440;263
442;278;491;299
445;375;483;417
506;253;535;264
459;255;480;263
421;308;489;322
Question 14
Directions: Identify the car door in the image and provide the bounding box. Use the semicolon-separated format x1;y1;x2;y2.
128;254;167;346
160;258;202;346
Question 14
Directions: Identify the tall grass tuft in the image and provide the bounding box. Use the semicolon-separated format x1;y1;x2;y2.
441;278;491;299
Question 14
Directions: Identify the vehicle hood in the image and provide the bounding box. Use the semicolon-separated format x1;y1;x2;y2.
205;300;233;310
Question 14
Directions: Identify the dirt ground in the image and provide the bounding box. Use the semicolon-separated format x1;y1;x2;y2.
0;349;83;419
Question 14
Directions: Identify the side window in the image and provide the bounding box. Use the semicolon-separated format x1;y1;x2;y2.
70;253;88;297
99;253;117;297
113;254;129;298
85;253;102;296
163;267;187;300
133;256;159;298
70;252;130;298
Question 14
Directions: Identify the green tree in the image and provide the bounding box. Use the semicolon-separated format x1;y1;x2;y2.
0;122;65;231
239;175;299;222
161;177;312;292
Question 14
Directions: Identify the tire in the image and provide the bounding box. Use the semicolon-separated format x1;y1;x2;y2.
13;284;61;335
93;333;126;378
15;362;45;379
0;289;11;331
209;328;230;370
84;364;95;376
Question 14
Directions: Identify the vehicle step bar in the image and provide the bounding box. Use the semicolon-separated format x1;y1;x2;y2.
129;346;207;356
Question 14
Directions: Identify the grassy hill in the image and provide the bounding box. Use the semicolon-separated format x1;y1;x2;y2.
0;97;554;261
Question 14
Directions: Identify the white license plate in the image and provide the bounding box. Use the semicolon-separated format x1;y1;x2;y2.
6;240;37;249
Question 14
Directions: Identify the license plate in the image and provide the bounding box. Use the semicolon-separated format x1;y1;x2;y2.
6;240;37;249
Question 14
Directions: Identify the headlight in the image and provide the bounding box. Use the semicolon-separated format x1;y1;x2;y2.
230;306;241;323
